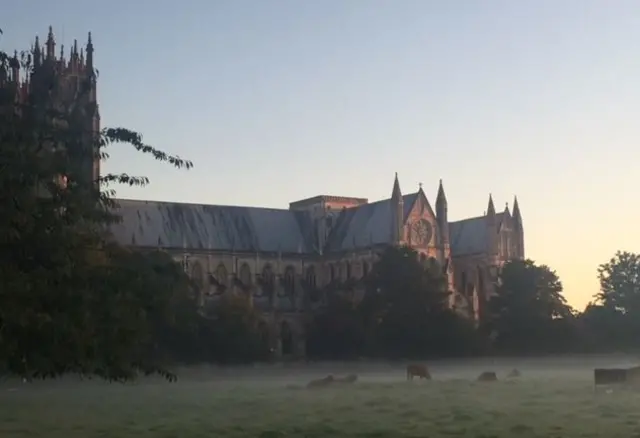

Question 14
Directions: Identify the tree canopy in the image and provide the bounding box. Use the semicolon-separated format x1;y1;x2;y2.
596;251;640;314
486;259;574;353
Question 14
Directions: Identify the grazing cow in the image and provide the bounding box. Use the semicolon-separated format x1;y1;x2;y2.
335;374;358;384
506;368;521;378
306;374;335;389
593;367;640;393
594;368;631;389
477;371;498;382
406;364;431;381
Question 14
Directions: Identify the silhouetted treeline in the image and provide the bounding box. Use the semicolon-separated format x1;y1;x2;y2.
303;249;640;360
146;247;640;366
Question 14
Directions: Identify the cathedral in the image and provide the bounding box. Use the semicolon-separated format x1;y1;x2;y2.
110;177;524;357
5;28;525;359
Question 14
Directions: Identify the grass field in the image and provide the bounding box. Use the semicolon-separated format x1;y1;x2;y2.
2;359;640;438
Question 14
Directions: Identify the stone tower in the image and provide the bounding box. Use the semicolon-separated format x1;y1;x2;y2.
1;27;100;185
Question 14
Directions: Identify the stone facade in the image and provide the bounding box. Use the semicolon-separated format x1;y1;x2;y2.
110;174;525;358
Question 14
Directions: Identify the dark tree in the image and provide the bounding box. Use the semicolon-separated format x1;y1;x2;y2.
306;284;366;360
597;251;640;314
487;259;575;353
199;294;268;364
575;251;640;352
361;246;470;358
577;302;631;351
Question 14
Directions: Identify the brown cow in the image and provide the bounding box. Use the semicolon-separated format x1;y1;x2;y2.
335;374;358;384
477;371;498;382
306;374;335;389
406;364;431;381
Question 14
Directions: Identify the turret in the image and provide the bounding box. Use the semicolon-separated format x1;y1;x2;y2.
435;179;449;247
390;173;404;244
86;32;94;72
46;26;55;60
512;196;524;259
70;39;79;72
486;194;497;258
33;36;41;68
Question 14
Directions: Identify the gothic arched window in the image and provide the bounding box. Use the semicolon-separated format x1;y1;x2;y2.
284;266;296;296
239;263;252;286
477;266;485;298
261;264;275;296
305;266;317;289
362;261;369;278
215;263;228;287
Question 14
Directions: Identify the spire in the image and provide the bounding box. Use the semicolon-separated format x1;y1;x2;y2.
390;173;404;244
436;178;447;206
485;194;498;256
512;196;521;223
436;179;449;246
503;202;511;222
70;39;79;71
33;36;41;67
59;44;65;61
487;194;495;217
46;26;55;59
391;172;402;199
512;196;525;259
86;32;94;70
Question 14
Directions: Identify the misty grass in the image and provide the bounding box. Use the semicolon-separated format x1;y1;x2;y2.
1;373;639;437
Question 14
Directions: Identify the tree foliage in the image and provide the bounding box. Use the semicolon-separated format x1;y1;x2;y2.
575;251;640;351
362;246;450;357
486;259;575;353
306;288;366;360
305;246;485;359
596;251;640;314
199;294;270;364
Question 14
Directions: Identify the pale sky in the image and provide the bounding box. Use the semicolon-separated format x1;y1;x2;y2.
4;1;639;309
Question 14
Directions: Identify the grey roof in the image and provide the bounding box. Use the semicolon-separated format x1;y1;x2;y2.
449;213;504;256
325;193;419;252
110;192;498;257
110;199;314;254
